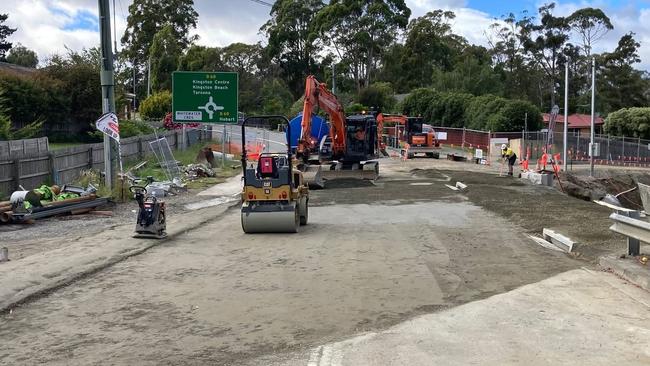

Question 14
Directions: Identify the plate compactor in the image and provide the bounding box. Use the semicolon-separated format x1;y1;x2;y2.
131;185;167;239
240;116;309;233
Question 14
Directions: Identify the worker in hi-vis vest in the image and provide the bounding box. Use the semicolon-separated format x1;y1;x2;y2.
501;144;517;176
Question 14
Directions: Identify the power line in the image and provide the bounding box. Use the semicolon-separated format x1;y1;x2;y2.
248;0;274;7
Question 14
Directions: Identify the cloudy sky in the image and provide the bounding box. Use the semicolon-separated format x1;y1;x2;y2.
2;0;650;68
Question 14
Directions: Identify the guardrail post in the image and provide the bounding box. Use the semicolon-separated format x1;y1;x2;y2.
624;210;641;256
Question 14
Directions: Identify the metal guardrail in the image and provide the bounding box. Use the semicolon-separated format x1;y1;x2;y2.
609;212;645;256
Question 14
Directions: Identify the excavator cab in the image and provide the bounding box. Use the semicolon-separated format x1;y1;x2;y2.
344;115;378;162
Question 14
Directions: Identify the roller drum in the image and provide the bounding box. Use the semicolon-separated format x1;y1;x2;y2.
241;201;299;233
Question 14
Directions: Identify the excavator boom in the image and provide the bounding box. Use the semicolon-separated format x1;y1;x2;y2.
299;75;346;161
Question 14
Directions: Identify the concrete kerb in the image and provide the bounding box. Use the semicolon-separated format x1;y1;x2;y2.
599;254;650;292
0;199;240;313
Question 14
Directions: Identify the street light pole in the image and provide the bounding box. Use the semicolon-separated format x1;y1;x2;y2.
563;60;569;171
590;57;596;177
98;0;116;190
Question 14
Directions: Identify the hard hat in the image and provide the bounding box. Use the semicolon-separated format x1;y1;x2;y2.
501;144;507;150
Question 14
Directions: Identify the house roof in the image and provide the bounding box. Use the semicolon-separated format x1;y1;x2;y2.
542;113;604;128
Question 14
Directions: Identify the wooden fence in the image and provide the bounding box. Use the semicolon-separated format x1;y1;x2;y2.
0;137;49;157
0;129;207;197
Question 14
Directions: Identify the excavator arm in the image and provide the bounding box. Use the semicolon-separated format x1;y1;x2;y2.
377;113;407;153
299;75;346;161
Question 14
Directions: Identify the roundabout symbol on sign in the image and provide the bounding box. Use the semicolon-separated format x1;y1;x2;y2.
198;96;224;119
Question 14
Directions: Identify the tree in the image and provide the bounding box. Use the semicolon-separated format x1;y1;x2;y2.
121;0;198;99
358;82;396;112
221;43;264;113
604;108;650;139
121;0;198;64
0;14;16;60
261;0;325;97
432;46;503;96
0;86;44;140
42;48;102;139
6;43;38;68
315;0;410;92
464;94;508;130
149;24;182;91
519;3;571;108
400;10;464;90
178;45;223;71
597;33;649;114
486;99;542;131
487;12;537;100
423;92;474;127
401;88;438;116
260;78;294;115
567;8;613;58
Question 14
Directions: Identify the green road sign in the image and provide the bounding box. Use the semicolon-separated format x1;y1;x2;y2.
172;71;239;124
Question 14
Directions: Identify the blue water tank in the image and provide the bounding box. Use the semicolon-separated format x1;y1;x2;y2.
286;113;330;150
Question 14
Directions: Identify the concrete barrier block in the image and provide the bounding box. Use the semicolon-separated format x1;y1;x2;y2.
543;228;576;252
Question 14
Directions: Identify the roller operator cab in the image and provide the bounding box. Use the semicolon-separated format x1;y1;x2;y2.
240;116;309;233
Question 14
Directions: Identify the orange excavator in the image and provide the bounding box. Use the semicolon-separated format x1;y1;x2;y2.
298;75;381;186
377;113;440;159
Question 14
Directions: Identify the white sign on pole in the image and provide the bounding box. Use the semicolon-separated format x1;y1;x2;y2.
475;149;483;159
95;112;120;142
95;112;123;173
436;132;448;140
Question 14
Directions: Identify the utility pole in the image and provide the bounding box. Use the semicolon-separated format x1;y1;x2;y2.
590;57;596;177
562;60;569;172
98;0;116;190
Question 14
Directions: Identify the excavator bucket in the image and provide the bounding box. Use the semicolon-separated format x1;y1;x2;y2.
320;161;379;182
298;163;324;189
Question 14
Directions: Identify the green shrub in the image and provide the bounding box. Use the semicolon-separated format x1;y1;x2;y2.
358;82;397;113
140;91;172;120
605;107;650;138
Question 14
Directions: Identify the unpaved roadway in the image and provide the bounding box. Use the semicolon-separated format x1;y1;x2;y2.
0;158;591;365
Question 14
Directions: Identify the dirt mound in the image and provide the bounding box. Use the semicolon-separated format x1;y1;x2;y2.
559;172;646;209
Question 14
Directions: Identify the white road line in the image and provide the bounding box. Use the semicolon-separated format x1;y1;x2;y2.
307;346;323;366
319;345;332;366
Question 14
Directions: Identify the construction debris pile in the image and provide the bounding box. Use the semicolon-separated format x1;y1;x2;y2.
183;163;216;179
1;184;107;224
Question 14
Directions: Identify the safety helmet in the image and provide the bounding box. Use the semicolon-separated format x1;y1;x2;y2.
501;144;507;150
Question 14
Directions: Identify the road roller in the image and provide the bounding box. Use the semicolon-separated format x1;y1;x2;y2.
240;116;309;233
